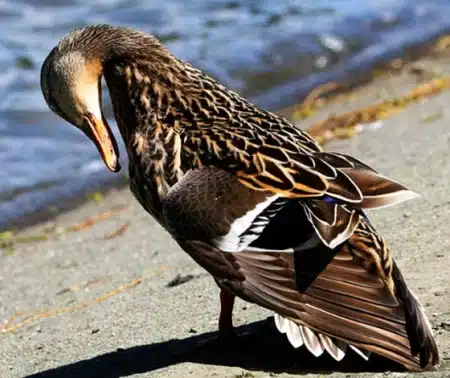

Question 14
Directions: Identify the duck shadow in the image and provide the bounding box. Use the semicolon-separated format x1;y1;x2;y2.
27;317;403;378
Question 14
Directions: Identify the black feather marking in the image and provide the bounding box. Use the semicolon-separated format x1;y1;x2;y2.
250;199;314;250
294;243;340;293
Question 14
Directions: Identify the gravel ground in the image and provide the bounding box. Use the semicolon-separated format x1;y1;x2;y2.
0;56;449;378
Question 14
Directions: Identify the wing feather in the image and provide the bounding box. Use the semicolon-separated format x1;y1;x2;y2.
181;237;437;371
163;166;438;371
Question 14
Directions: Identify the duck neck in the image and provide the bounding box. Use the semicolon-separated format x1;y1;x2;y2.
103;56;187;212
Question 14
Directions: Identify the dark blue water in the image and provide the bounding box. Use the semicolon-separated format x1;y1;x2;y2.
2;0;450;228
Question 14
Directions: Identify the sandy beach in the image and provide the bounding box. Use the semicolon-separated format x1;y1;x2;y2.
1;52;449;378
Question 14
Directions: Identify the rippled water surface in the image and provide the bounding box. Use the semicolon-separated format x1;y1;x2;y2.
2;0;450;226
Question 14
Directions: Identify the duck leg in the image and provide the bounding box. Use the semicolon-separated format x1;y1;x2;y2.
218;287;236;339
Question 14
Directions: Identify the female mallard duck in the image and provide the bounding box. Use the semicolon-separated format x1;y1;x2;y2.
40;24;439;371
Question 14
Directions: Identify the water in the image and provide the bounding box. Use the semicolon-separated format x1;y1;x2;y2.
2;0;450;228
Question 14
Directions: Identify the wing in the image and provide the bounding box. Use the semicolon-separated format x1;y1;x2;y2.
179;139;418;248
182;114;417;248
182;112;416;201
162;167;438;371
182;238;438;371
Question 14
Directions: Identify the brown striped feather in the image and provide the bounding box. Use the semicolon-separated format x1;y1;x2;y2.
182;238;438;371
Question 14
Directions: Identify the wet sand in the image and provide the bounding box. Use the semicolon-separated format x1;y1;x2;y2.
1;55;449;378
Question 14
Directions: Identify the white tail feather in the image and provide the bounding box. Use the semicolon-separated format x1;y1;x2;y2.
287;320;304;348
274;313;288;333
274;314;371;362
318;333;347;361
300;325;324;357
349;345;372;360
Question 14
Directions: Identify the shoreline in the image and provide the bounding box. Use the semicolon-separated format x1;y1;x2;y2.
0;173;129;232
4;31;450;233
1;40;449;378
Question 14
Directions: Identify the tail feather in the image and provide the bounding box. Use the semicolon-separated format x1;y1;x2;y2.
274;313;368;362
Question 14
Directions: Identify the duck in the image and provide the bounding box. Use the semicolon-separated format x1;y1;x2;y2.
40;24;439;371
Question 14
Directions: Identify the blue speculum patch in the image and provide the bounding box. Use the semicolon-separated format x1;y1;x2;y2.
323;196;337;204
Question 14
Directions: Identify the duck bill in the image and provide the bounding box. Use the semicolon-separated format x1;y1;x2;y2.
83;113;121;172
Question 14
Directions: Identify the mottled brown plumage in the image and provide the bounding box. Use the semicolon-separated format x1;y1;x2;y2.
40;24;439;371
